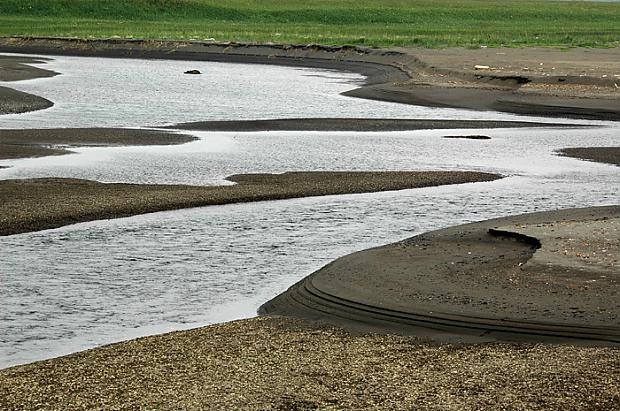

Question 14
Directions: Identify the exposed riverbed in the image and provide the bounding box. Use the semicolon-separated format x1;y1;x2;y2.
0;54;618;368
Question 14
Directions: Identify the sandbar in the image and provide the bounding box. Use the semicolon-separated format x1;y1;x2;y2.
261;206;620;345
0;128;197;160
167;118;580;132
0;171;501;236
0;55;57;114
558;146;620;167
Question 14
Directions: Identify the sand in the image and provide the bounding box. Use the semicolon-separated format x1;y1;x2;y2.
0;128;197;160
0;85;52;115
262;206;620;346
0;55;57;114
558;147;620;167
0;171;501;236
166;117;582;132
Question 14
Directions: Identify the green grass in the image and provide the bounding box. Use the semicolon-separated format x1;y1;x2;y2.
0;0;618;48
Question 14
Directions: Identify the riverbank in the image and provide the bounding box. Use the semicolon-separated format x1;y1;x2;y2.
1;37;619;121
0;171;501;236
262;206;620;345
1;0;618;48
1;315;618;410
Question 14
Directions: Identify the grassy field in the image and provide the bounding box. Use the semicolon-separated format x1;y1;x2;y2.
0;0;618;48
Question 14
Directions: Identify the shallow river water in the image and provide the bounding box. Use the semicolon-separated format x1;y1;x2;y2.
0;54;618;368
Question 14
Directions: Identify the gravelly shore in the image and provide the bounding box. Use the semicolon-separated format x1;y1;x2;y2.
1;316;618;410
262;206;620;345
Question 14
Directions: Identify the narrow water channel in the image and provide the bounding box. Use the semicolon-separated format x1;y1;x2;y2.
0;54;618;368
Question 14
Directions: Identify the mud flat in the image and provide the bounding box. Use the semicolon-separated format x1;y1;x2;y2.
0;37;618;121
261;206;620;346
0;171;501;236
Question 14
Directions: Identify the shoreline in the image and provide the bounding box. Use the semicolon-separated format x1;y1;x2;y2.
1;315;618;410
261;206;620;346
1;37;619;121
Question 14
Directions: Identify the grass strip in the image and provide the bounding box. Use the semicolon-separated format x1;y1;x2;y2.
0;0;618;48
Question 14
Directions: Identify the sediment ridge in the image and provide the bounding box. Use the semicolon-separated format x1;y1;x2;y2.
167;118;582;132
0;171;502;236
0;128;198;160
261;206;620;346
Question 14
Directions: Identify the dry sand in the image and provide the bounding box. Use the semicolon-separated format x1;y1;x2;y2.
1;316;619;411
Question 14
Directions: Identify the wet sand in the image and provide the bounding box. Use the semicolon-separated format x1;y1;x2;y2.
0;128;197;160
0;85;52;115
558;147;620;167
1;316;618;411
1;37;618;120
0;143;70;160
167;118;580;132
0;55;57;114
262;206;620;346
0;55;58;82
0;171;501;236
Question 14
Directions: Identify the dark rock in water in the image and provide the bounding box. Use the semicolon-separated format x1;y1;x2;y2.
184;69;201;75
442;135;492;140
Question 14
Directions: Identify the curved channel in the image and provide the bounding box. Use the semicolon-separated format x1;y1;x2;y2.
0;53;618;368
